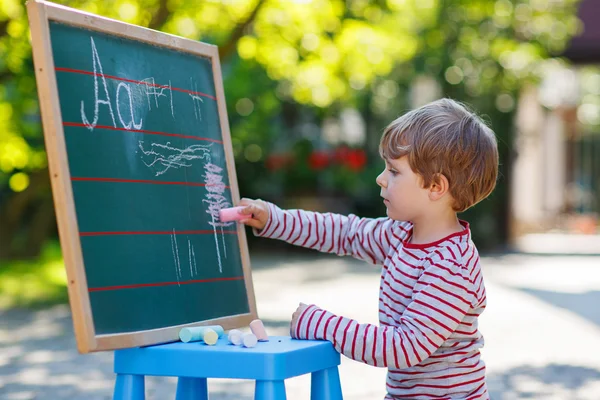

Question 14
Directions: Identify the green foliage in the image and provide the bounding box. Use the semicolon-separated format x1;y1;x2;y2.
0;241;67;309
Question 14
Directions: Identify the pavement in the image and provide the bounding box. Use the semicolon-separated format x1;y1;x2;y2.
1;251;600;399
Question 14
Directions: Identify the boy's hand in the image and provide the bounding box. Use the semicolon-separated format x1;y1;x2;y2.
238;198;270;231
290;302;309;338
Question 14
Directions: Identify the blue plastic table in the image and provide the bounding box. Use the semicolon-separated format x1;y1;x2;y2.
113;336;343;400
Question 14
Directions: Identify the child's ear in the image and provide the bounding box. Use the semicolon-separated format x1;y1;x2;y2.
428;173;450;201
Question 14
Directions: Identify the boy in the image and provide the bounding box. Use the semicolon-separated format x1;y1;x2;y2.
238;98;498;399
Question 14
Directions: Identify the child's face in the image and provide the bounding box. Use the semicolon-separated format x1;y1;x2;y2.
376;156;429;221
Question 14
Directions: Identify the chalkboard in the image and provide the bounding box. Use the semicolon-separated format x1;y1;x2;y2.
27;0;257;353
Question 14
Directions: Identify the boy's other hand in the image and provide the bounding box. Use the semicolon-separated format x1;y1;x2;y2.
238;198;269;231
290;302;309;339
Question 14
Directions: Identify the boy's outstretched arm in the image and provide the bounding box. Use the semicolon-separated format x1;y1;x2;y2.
290;258;483;369
237;198;409;265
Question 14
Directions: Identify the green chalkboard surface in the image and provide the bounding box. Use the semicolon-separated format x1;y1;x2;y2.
28;1;256;353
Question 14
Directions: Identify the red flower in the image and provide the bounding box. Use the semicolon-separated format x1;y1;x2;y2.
345;149;367;171
308;150;330;170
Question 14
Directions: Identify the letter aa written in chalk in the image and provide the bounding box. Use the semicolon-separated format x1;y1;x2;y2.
80;36;213;132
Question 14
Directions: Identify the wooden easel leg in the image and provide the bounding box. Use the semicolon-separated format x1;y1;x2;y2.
255;380;286;400
311;367;343;400
113;374;145;400
175;377;209;400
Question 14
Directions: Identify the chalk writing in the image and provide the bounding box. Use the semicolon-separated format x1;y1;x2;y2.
80;37;186;132
188;239;198;277
116;82;143;130
189;78;204;120
78;35;234;277
138;141;212;176
169;80;174;118
202;162;235;273
80;36;117;130
141;77;174;118
170;230;182;285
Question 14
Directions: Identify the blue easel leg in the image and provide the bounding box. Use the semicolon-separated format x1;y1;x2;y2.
175;377;209;400
255;380;286;400
113;374;145;400
311;367;343;400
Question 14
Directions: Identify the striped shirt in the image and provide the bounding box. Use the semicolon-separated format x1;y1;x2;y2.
255;202;488;400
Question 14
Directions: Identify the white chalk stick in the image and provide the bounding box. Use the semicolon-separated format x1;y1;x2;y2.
242;333;258;348
228;329;243;346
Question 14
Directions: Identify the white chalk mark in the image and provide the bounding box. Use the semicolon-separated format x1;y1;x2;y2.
191;96;203;120
174;230;182;282
191;245;198;276
169;80;174;118
138;141;212;176
188;239;194;277
220;226;227;259
116;82;143;130
141;77;167;109
170;231;181;286
212;227;222;273
80;36;117;131
141;77;155;110
189;78;204;120
140;77;174;118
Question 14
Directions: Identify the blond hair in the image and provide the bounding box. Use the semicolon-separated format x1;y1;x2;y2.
379;98;498;212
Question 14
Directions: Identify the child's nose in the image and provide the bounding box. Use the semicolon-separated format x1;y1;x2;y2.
376;172;386;188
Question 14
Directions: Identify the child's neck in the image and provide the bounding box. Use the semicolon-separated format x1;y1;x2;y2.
409;211;463;245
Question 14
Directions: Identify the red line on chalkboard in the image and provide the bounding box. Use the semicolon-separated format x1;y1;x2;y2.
63;121;223;143
80;230;238;236
88;276;244;292
55;67;217;100
71;176;231;189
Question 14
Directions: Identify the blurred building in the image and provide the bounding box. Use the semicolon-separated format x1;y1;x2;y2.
511;0;600;249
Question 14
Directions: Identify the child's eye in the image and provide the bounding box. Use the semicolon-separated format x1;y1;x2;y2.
388;169;398;176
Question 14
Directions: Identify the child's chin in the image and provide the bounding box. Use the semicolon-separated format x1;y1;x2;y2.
386;209;408;222
385;209;399;220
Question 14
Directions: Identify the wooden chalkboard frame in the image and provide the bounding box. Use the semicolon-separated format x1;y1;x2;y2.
27;0;258;353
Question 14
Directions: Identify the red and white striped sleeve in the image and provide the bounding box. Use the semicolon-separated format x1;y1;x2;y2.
254;202;399;265
292;257;478;368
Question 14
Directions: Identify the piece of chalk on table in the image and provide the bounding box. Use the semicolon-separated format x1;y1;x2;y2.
219;206;251;222
249;319;269;342
242;332;258;348
228;329;243;346
179;325;224;344
202;329;219;345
